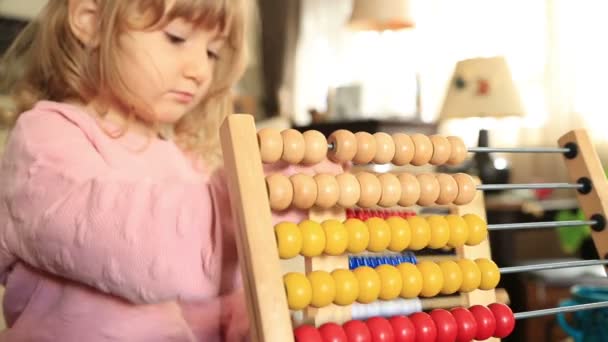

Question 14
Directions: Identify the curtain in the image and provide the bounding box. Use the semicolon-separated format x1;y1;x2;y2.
293;0;419;125
257;0;301;119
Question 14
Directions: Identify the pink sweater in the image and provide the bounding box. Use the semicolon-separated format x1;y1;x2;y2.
0;101;312;341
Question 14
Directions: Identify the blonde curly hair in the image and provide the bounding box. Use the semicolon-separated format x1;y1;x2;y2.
0;0;250;166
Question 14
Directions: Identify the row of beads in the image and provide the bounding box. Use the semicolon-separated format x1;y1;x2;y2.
257;128;468;166
345;208;416;220
348;253;417;270
294;303;515;341
275;215;488;259
351;298;422;321
267;172;477;211
283;258;500;310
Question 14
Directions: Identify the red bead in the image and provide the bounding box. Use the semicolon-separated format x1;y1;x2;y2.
450;308;477;342
346;208;354;218
319;322;348;342
469;305;496;341
294;325;323;342
430;309;458;342
409;312;437;342
366;317;395;342
488;303;516;338
343;320;372;342
389;316;415;342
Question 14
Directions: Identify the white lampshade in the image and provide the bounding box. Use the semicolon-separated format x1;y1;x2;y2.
439;56;525;120
348;0;415;31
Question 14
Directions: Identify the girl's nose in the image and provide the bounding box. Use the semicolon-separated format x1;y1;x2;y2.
184;54;210;85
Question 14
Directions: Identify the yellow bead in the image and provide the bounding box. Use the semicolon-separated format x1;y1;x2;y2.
386;216;411;252
426;215;450;249
406;216;431;251
299;220;326;257
331;269;359;306
375;264;403;300
275;222;302;259
322;219;348;255
445;215;469;248
353;266;381;303
307;271;336;308
463;214;488;246
438;260;463;295
344;218;369;253
397;262;423;298
417;260;443;297
284;272;312;310
457;259;481;292
476;258;501;290
366;217;391;252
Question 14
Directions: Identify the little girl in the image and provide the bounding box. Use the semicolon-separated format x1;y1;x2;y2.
0;0;336;341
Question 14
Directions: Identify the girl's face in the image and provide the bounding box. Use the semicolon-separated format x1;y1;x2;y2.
116;18;225;124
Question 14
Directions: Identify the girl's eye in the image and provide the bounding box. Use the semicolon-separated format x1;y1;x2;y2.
207;49;220;60
165;32;186;44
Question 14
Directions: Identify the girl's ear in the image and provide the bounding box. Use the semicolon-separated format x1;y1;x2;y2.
68;0;100;47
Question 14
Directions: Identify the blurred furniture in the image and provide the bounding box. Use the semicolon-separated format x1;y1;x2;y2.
519;270;608;342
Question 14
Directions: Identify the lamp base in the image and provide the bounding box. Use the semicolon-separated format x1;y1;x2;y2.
473;129;510;191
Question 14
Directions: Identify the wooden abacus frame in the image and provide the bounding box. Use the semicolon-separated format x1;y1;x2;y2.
220;114;608;342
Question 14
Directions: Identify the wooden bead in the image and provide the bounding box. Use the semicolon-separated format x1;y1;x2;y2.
397;173;420;207
416;173;440;206
336;173;361;208
328;129;357;163
266;174;293;210
447;136;467;165
453;173;477;205
435;173;458;205
353;132;376;164
377;173;401;207
373;132;395;164
257;128;283;163
356;172;381;208
392;133;415;166
302;130;328;165
281;129;305;164
429;135;451;165
314;173;340;209
290;174;317;209
411;134;433;166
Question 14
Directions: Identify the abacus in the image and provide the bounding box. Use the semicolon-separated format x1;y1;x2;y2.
219;114;608;342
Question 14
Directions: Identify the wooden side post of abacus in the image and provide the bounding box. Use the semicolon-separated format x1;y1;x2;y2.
559;129;608;273
450;176;500;342
220;114;294;342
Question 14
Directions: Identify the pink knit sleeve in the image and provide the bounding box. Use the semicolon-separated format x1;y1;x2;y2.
0;112;225;304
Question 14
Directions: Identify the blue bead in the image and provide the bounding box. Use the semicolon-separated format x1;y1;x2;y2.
396;255;404;264
371;257;379;267
382;256;390;266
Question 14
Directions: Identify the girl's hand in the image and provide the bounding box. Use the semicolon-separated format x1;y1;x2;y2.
221;288;250;341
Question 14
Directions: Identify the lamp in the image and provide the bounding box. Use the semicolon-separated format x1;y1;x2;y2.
439;56;525;187
348;0;415;31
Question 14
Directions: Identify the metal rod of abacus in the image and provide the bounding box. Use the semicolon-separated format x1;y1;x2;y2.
488;220;596;231
514;301;608;320
500;259;608;275
477;183;584;191
469;147;571;154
